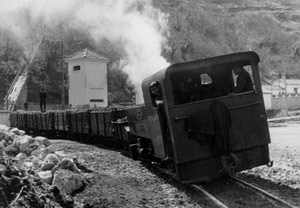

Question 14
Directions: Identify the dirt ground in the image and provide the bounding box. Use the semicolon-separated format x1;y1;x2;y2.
2;122;300;208
47;122;300;208
243;123;300;189
50;140;206;208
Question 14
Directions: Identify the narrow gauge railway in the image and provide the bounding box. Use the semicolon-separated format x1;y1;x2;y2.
192;176;299;208
10;108;129;148
10;51;272;184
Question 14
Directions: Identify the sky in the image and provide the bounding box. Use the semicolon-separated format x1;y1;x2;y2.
0;0;170;103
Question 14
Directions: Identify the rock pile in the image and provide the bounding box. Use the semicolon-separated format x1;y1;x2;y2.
0;124;89;208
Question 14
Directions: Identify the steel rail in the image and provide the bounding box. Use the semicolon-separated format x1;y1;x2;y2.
191;184;229;208
231;176;298;208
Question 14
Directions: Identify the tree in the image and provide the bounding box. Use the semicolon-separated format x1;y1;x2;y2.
0;30;26;104
107;64;135;105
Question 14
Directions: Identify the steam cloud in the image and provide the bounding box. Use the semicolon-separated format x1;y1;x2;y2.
0;0;170;104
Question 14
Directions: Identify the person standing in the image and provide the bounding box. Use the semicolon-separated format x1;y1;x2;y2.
24;102;28;111
39;89;47;112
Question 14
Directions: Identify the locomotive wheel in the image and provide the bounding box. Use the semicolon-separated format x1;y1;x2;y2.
129;144;139;160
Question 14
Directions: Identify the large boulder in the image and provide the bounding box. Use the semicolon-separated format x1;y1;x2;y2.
44;153;60;164
35;136;52;147
52;158;80;174
24;143;39;156
25;155;42;168
3;131;13;141
16;152;28;160
23;161;35;169
1;140;7;147
7;139;13;146
0;164;7;174
38;170;53;184
5;144;19;156
10;128;25;136
52;169;85;195
15;135;34;152
0;131;4;140
0;142;5;156
0;124;10;132
14;135;39;155
41;162;56;171
31;144;56;159
31;145;47;158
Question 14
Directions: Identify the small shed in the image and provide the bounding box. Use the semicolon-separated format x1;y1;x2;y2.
65;48;109;108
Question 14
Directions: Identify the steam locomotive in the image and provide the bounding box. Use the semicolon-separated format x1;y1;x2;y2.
10;51;271;183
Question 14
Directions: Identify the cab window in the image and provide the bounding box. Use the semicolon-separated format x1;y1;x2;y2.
149;81;163;107
171;71;216;105
171;65;237;105
201;73;212;85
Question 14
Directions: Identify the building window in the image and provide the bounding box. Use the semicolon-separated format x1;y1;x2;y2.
294;88;298;94
90;99;104;102
73;65;81;71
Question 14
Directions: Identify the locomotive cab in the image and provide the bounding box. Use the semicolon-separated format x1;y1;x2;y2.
139;51;271;183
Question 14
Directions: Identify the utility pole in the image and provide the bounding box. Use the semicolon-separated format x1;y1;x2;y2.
282;44;299;117
60;41;65;109
283;72;288;117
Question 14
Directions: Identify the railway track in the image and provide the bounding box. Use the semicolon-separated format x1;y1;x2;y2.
192;176;299;208
143;160;299;208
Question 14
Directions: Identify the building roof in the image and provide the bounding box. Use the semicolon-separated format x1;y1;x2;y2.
273;79;300;86
261;79;272;85
64;48;110;62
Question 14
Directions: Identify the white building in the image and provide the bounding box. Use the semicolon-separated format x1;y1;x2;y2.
262;78;300;110
65;48;109;108
262;78;300;95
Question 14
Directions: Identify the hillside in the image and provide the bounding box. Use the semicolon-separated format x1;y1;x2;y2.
1;0;300;105
155;0;300;79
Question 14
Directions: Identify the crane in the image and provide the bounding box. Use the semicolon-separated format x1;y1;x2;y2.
3;36;43;111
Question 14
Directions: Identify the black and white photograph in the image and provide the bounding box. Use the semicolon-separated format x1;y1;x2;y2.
0;0;300;207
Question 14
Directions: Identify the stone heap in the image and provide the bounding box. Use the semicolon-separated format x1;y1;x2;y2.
0;124;87;207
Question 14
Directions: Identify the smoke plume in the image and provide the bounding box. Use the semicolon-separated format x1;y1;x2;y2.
0;0;170;104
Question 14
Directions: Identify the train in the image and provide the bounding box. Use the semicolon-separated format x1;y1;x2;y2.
9;51;271;183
